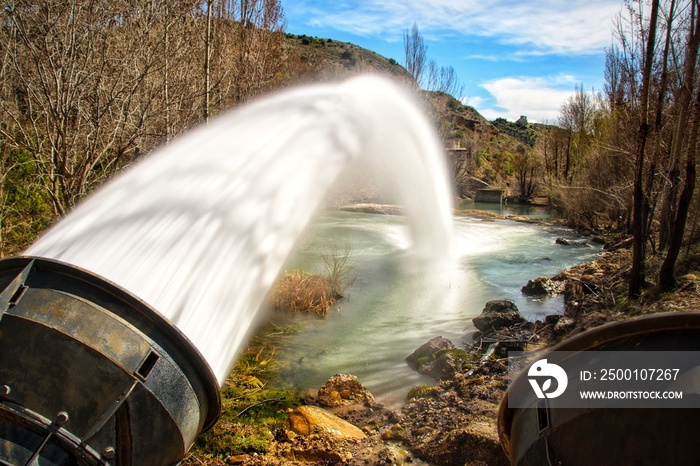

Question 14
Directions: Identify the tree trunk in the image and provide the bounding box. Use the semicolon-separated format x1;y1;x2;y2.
629;0;660;299
204;0;213;123
659;1;700;251
164;4;171;143
659;144;698;290
659;69;700;290
564;128;572;182
647;0;676;255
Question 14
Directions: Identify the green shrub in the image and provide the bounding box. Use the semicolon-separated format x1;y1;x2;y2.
1;150;56;255
184;346;300;463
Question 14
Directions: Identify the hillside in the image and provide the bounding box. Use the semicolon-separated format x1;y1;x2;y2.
284;34;413;84
422;91;497;142
422;91;553;201
492;116;538;147
282;34;555;202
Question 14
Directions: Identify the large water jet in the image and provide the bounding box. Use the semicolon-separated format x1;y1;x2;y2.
1;75;455;464
24;75;454;384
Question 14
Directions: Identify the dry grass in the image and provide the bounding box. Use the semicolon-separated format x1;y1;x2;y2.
270;246;354;317
269;270;338;316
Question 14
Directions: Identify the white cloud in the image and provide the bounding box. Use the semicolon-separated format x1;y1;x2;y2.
286;1;608;121
476;76;576;122
292;0;621;55
468;1;620;55
463;95;486;108
465;53;526;62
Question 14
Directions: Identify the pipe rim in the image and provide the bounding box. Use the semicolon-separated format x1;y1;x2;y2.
0;256;222;432
497;310;700;458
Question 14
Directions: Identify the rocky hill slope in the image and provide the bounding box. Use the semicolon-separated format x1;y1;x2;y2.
284;34;412;84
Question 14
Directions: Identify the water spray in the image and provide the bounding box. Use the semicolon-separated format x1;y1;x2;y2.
0;75;455;464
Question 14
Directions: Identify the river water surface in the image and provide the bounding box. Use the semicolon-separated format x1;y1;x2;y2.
268;208;602;407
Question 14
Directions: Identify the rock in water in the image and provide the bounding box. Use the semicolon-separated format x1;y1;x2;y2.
406;336;467;380
405;336;456;368
288;405;367;440
472;300;525;332
521;276;564;296
556;237;588;246
317;374;375;407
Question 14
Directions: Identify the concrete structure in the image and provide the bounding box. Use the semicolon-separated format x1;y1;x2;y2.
475;189;504;204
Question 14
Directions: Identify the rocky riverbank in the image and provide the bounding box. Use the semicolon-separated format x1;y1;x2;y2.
393;236;700;466
186;225;700;465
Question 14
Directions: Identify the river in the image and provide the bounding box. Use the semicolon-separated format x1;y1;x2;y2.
265;207;603;407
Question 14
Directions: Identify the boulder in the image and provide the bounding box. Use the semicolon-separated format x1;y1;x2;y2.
317;374;374;407
422;351;462;380
556;237;588;246
406;337;467;380
406;336;456;368
544;314;562;326
563;280;599;303
564;280;585;303
521;276;564;296
430;424;509;466
288;405;367;440
472;300;525;332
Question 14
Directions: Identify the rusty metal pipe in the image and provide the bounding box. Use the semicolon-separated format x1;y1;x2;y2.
498;312;700;466
0;256;221;465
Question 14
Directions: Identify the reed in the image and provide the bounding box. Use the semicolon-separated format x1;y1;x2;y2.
270;270;337;316
270;246;354;316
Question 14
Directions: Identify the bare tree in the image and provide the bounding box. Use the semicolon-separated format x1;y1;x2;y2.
558;84;598;182
403;22;428;88
0;0;287;218
425;61;465;97
629;0;660;299
513;146;539;198
204;0;214;122
1;1;170;214
659;0;700;290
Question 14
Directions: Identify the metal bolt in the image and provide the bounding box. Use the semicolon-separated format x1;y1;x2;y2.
0;385;10;397
54;411;69;426
103;447;116;460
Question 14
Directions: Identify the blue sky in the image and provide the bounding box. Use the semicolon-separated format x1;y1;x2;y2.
282;0;624;123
